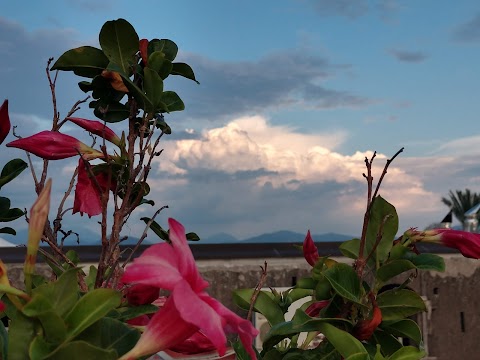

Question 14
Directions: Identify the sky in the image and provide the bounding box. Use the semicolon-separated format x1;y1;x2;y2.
1;0;480;243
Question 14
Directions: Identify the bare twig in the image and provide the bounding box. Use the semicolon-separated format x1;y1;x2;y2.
247;262;268;321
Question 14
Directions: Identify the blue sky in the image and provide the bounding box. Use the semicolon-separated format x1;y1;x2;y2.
1;1;480;242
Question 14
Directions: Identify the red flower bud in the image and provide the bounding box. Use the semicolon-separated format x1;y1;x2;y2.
67;117;121;146
7;131;103;160
0;99;11;145
305;300;330;317
303;230;319;266
353;304;382;341
139;39;149;65
406;228;480;259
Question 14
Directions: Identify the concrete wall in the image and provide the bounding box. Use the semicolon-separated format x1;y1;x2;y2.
4;255;480;359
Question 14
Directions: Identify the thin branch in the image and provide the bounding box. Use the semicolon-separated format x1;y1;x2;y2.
247;262;268;321
371;147;404;201
121;205;169;268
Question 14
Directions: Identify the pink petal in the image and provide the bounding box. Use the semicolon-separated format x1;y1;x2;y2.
201;294;258;360
169;331;216;355
125;283;159;306
168;218;209;292
172;282;227;356
119;295;198;360
67;117;121;146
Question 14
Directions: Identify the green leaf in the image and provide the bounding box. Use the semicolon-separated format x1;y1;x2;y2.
0;208;24;222
388;243;409;261
92;99;130;123
162;91;185;112
323;263;362;304
387;346;425;360
148;52;173;79
405;253;445;272
372;330;402;356
171;62;200;84
0;321;8;360
144;67;166;113
0;158;28;189
186;232;200;241
339;238;361;259
46;341;117;360
64;288;122;340
345;354;370;360
317;322;368;359
377;289;426;320
51;46;109;78
376;260;416;283
365;196;398;264
113;304;158;321
5;298;36;360
99;19;139;75
85;265;98;291
31;267;80;317
233;289;285;326
0;226;16;235
75;317;140;358
380;319;422;344
160;39;178;61
263;313;352;350
232;339;259;360
140;217;170;242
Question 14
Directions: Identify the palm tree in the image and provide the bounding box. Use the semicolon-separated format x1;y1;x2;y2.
441;189;480;223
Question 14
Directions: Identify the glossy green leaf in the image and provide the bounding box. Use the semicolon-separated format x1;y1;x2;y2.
388;243;409;261
85;265;98;291
144;67;165;112
372;330;402;357
380;319;422;344
171;62;200;84
0;207;24;222
92;99;130;123
113;304;158;321
99;19;139;75
323;263;361;304
295;277;316;290
0;158;28;189
376;260;416;283
5;298;36;360
288;288;313;303
75;317;140;358
377;289;426;320
31;267;80;317
365;196;398;264
388;346;425;360
405;253;445;272
29;335;56;360
233;289;284;326
263;312;352;350
162;91;185;112
374;344;386;360
160;39;178;61
232;339;260;360
64;288;122;340
46;341;117;360
148;51;173;79
315;278;333;300
51;46;109;78
345;354;370;360
339;238;361;259
317;322;368;359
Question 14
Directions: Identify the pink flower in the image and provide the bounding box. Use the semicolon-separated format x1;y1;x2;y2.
120;218;258;360
7;130;103;160
303;230;319;266
0;99;11;145
73;159;115;217
67;117;121;146
406;228;480;259
169;331;216;355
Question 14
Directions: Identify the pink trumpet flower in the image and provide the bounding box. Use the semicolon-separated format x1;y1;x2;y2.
0;99;11;145
67;117;121;146
120;218;258;360
406;228;480;259
303;230;319;266
7;130;103;160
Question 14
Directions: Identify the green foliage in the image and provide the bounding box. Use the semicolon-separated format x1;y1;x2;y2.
441;188;480;223
52;18;198;122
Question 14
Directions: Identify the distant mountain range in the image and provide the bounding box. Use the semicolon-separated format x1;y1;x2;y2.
1;228;353;246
